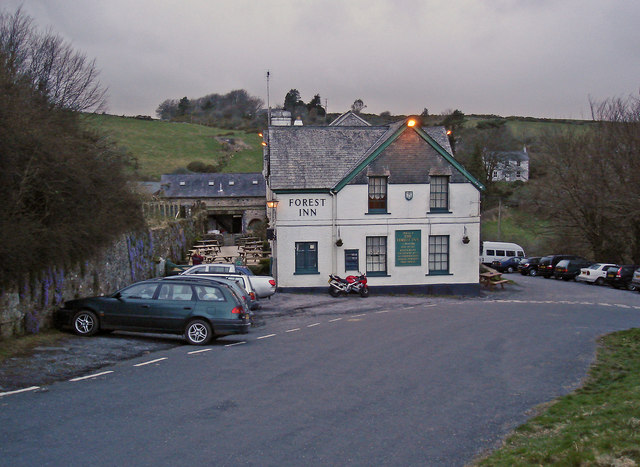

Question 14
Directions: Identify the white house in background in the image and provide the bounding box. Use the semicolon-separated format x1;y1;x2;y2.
489;147;530;182
263;111;485;294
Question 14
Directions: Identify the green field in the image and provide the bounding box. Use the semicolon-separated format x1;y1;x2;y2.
82;114;264;179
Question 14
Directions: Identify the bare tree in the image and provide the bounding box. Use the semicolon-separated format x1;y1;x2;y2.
0;7;107;112
532;95;640;263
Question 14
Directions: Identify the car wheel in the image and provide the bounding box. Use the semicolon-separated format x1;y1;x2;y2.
628;283;637;292
529;269;537;277
329;286;341;297
72;310;99;336
507;266;514;273
595;277;604;286
184;319;212;345
359;287;370;298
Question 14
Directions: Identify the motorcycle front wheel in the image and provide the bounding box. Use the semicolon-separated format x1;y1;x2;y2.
329;286;341;297
359;287;370;297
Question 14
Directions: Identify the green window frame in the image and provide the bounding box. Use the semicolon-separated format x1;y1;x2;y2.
428;235;449;274
366;236;387;276
368;176;387;213
429;176;449;212
295;242;318;274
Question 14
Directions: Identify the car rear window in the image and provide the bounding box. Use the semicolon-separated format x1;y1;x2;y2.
194;285;226;301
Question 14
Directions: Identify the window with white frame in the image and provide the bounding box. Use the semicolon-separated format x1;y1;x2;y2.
366;236;387;275
429;176;449;212
428;235;449;274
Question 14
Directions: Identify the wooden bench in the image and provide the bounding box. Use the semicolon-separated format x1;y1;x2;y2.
480;272;509;290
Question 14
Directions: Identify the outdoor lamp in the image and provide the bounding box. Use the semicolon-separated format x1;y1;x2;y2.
266;200;279;209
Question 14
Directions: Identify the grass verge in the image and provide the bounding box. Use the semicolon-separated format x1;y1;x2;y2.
0;330;68;364
476;328;640;465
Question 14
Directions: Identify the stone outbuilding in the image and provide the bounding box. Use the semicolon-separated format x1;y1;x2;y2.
160;173;266;237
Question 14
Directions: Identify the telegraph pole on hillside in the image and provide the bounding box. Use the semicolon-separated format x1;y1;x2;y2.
266;70;271;126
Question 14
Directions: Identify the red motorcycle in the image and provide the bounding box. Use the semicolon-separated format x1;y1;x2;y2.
328;273;369;297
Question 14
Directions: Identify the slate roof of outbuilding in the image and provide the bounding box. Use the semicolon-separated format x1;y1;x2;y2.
329;111;372;127
267;122;454;191
491;150;530;162
160;173;266;198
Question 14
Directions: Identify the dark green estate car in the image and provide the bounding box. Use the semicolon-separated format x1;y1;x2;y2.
55;277;250;345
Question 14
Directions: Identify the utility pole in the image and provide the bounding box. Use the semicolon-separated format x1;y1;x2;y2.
266;70;271;126
497;198;502;241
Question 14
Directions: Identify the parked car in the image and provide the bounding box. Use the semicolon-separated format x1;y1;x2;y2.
553;258;594;281
518;257;541;276
632;267;640;292
605;265;640;290
55;277;250;344
576;263;618;285
538;255;585;278
161;274;259;311
181;263;276;298
490;256;522;273
179;271;259;304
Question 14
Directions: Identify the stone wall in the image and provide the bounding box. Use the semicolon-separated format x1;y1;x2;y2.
0;216;205;339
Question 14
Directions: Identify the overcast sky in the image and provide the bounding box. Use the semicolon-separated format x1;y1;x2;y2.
5;0;639;119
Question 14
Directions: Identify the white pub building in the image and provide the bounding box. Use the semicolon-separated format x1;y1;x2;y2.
263;111;485;294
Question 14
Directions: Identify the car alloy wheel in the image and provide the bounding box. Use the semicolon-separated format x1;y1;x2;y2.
529;269;537;276
73;310;99;336
185;319;212;345
595;277;604;286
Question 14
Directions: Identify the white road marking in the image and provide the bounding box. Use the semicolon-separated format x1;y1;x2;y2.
405;306;415;309
307;323;320;327
375;310;390;314
69;371;114;382
328;318;342;322
352;314;365;318
257;334;276;340
225;341;246;347
0;386;40;398
134;357;167;367
188;348;212;355
285;328;300;333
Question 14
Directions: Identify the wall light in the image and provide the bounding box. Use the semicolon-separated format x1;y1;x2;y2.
266;200;279;209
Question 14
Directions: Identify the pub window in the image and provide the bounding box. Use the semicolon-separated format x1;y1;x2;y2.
295;242;318;274
428;235;449;274
345;249;359;271
429;176;449;212
368;176;387;213
366;237;387;276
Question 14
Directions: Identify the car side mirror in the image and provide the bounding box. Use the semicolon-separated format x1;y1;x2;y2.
113;292;122;300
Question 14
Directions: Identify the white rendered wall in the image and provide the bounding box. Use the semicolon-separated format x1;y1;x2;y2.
270;184;481;288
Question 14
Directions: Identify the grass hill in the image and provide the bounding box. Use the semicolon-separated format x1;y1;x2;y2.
82;114;264;180
83;113;590;187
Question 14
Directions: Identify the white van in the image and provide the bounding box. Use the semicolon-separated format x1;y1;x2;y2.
480;241;525;265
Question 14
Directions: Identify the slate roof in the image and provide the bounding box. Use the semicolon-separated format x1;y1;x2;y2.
329;111;372;127
160;173;266;198
267;122;455;191
491;150;529;162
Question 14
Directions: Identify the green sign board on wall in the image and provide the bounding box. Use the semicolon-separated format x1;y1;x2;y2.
395;230;421;266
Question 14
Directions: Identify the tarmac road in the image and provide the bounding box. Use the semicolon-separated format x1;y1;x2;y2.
1;275;639;465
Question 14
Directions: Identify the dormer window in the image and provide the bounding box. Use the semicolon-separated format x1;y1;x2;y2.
252;180;258;185
368;176;387;213
429;176;449;212
179;181;186;186
228;181;235;186
208;181;214;186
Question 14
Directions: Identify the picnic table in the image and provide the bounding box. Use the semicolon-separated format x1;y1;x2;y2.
480;272;509;290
